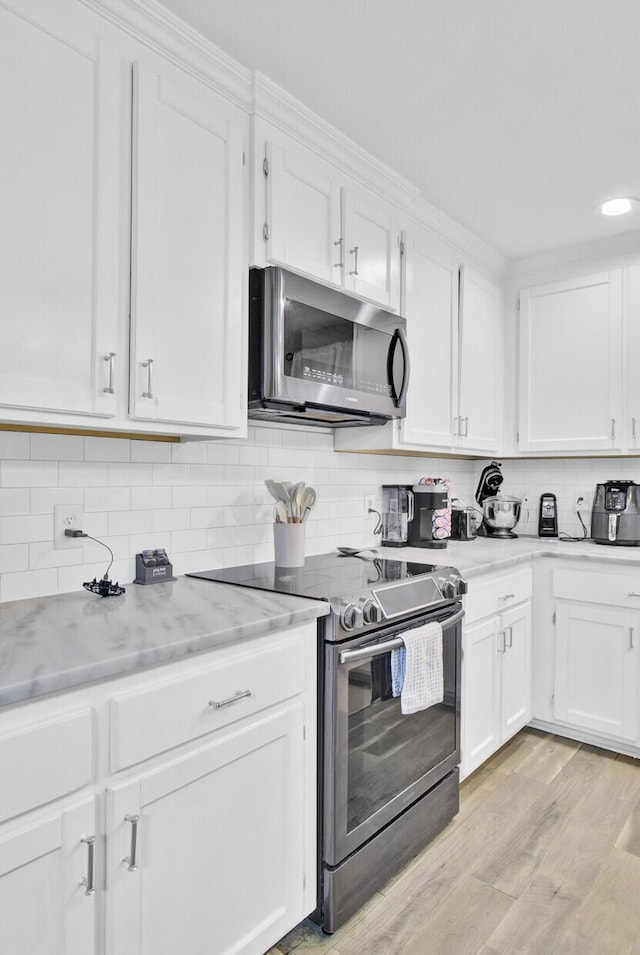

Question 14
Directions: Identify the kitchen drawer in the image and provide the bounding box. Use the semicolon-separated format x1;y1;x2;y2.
0;709;93;823
109;637;306;771
464;567;533;624
553;567;640;609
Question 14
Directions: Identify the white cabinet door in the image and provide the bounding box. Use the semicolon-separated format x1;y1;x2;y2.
398;229;458;449
106;702;306;955
264;141;342;286
554;602;639;741
342;186;401;310
519;270;623;452
0;0;119;420
626;264;640;450
501;601;532;738
457;265;501;452
0;798;97;955
130;62;245;431
461;616;502;778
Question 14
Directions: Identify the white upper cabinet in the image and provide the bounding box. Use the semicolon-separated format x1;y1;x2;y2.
342;184;401;310
398;229;458;448
518;270;623;453
457;265;501;453
258;132;401;310
0;0;120;421
264;140;342;286
129;62;246;432
626;264;640;451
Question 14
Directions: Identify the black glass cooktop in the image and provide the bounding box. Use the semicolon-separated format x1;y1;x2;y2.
187;552;443;600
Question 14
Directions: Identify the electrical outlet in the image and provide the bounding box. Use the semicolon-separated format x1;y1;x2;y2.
363;493;377;517
54;504;85;549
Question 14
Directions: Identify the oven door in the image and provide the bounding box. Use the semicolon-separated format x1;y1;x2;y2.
323;604;462;867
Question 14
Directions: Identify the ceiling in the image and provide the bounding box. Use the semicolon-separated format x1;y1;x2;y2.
158;0;640;260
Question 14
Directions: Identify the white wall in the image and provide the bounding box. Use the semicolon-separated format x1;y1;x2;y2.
0;427;476;602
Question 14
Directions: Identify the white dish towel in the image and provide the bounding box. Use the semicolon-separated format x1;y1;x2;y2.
399;621;444;715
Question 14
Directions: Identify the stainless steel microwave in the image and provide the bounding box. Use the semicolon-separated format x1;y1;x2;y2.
248;267;410;427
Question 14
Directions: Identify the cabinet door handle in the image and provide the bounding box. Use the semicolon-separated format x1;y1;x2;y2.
498;630;506;653
334;237;344;269
142;359;154;399
123;814;140;872
349;246;359;276
453;416;461;437
462;416;469;437
633;417;637;442
209;689;252;709
80;836;96;896
611;418;616;443
103;352;116;394
628;592;640;597
630;627;635;650
506;625;513;648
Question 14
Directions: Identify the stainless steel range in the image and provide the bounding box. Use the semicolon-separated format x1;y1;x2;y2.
188;552;466;933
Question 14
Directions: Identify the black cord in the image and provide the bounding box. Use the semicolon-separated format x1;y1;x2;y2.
559;510;589;542
368;507;383;535
83;534;115;578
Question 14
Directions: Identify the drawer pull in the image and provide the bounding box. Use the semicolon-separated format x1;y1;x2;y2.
628;592;640;598
498;592;516;602
498;630;506;654
209;689;252;710
505;625;513;649
630;627;635;651
123;814;140;872
80;836;96;896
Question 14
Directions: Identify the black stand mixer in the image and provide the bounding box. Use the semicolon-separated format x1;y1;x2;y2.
475;462;522;539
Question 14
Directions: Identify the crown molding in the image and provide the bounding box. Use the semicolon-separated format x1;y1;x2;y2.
408;197;508;279
507;229;640;286
253;72;419;209
80;0;252;108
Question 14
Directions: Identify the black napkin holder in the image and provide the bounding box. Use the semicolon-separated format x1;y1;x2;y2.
134;550;176;585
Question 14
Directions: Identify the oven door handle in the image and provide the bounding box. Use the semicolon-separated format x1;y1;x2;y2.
338;607;465;664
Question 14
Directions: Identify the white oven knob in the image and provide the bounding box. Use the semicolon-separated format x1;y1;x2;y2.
360;598;382;625
340;603;361;631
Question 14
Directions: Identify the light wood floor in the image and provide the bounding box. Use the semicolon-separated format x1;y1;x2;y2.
269;729;640;955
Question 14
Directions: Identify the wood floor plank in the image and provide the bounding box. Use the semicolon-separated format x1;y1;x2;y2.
473;744;606;898
479;727;549;777
512;733;582;785
335;876;512;955
481;752;640;955
272;892;385;955
553;848;640;955
616;791;640;857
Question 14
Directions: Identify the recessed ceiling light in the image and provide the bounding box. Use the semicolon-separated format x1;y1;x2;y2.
601;197;633;216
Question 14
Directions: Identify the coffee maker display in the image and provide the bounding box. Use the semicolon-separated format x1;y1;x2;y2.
475;461;522;539
381;485;413;547
406;480;451;549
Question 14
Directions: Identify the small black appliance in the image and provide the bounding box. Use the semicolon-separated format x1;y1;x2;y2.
407;484;450;549
591;481;640;545
538;493;558;538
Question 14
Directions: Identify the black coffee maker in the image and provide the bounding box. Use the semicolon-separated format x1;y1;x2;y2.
407;483;450;549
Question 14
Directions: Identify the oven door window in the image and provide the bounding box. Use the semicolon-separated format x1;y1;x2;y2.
345;640;457;834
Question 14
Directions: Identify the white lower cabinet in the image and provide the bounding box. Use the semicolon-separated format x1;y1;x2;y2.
0;622;317;955
106;702;305;955
0;798;97;955
554;601;639;742
461;568;533;779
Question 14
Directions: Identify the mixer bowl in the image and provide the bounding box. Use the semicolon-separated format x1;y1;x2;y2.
482;495;522;535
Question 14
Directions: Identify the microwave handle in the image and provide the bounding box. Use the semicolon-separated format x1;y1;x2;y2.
387;328;410;408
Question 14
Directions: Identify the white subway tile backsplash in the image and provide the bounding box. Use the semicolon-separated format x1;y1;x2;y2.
83;513;109;538
131;486;172;511
59;462;109;487
153;463;190;486
30;433;83;461
0;543;29;574
108;463;153;487
109;510;154;537
84;487;131;513
131;440;172;464
170;528;207;552
190;464;225;485
30;487;82;515
171;442;208;464
29;542;79;570
172;486;208;509
84;437;130;463
152;508;190;532
0;432;29;459
1;460;58;488
2;568;58;601
0;488;30;517
207;443;241;465
0;515;53;545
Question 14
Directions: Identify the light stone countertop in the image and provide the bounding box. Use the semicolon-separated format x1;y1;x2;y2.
0;576;328;708
379;535;640;579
